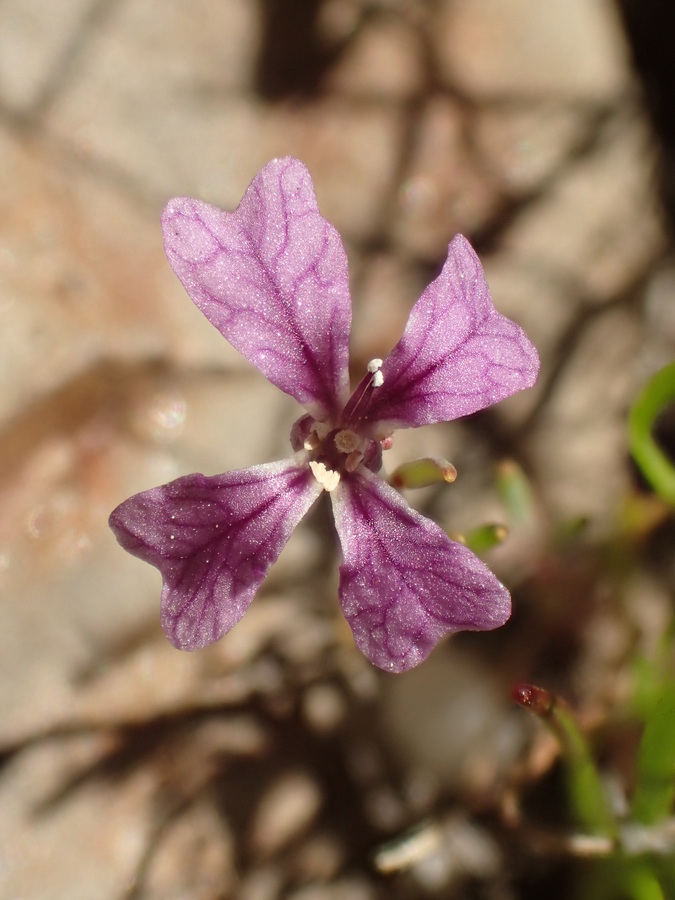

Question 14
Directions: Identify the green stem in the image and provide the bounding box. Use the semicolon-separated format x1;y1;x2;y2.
513;684;617;837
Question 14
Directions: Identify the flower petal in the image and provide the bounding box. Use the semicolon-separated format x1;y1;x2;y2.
364;235;539;430
161;158;352;420
331;469;511;673
109;460;322;650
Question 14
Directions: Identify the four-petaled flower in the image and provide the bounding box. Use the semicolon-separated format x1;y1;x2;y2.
109;157;539;673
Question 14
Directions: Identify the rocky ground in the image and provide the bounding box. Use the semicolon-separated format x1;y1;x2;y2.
0;1;673;898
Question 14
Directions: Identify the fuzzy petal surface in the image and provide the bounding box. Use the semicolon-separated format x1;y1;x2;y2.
365;235;539;430
109;460;322;650
162;157;351;419
331;468;511;672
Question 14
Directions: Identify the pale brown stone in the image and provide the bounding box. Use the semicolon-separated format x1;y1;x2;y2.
394;97;500;259
436;0;630;100
501;113;665;303
528;307;642;526
325;13;425;99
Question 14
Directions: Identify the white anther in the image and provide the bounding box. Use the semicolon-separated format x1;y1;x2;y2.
303;432;321;452
366;358;384;387
309;460;341;492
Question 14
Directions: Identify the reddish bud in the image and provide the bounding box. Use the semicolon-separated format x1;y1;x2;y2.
512;682;555;717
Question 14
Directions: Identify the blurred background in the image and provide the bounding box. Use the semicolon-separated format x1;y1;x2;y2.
0;1;674;897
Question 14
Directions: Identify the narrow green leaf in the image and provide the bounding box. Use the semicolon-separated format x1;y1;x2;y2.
629;362;675;506
632;678;675;825
496;460;535;525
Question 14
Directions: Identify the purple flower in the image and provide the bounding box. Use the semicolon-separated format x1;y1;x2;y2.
109;157;539;673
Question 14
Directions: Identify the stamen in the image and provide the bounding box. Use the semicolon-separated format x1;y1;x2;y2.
342;360;386;425
309;460;340;492
300;422;331;452
345;450;364;473
303;432;321;452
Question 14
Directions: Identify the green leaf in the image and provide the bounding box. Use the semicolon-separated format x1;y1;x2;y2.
631;676;675;825
629;362;675;506
496;460;535;525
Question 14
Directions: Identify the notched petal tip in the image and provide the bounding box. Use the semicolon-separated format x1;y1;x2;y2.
331;470;511;673
159;159;353;419
365;233;540;430
161;196;214;246
109;462;322;652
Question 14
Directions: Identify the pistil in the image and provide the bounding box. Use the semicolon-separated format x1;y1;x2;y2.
342;358;384;426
